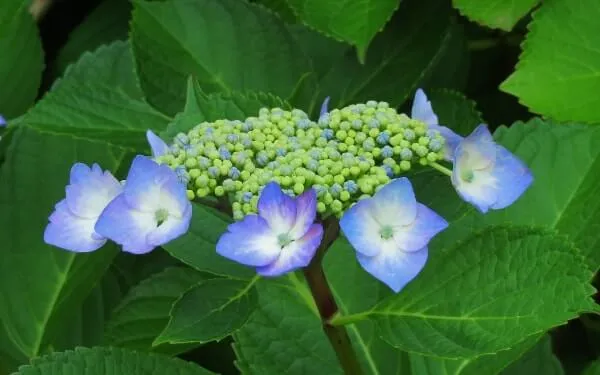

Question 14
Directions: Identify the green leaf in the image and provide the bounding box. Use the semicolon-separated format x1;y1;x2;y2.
22;40;170;151
13;346;215;374
0;0;44;118
315;0;468;110
500;335;563;375
53;0;131;76
0;127;127;364
105;267;212;354
452;0;539;31
162;203;254;279
155;277;259;345
364;226;597;358
164;78;290;139
286;0;399;61
428;119;600;271
427;89;483;135
131;0;312;115
234;277;343;374
501;0;600;123
583;359;600;375
252;0;297;23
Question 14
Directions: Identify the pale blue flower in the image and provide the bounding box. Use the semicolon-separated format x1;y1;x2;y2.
340;178;448;292
451;125;533;213
320;96;331;118
146;130;169;158
95;155;192;254
216;182;323;277
44;163;123;252
0;114;6;127
411;89;462;160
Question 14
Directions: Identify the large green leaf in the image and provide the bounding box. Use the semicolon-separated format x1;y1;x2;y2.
130;0;312;115
53;0;131;76
286;0;399;61
314;0;467;110
426;119;600;271
500;335;563;375
426;89;483;135
13;346;215;374
357;226;597;358
233;277;343;374
0;0;43;119
22;40;170;151
0;127;127;365
583;359;600;375
156;278;259;345
451;0;539;31
501;0;600;123
105;267;211;354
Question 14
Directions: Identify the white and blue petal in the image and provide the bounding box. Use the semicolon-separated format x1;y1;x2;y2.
320;97;331;118
146;130;169;158
146;205;193;247
371;178;417;227
490;145;533;210
411;88;438;126
357;246;428;293
257;182;297;234
289;188;317;239
339;198;383;257
65;163;122;219
44;200;106;252
456;125;496;170
256;223;323;277
428;124;463;161
94;195;157;254
216;215;281;267
393;203;448;252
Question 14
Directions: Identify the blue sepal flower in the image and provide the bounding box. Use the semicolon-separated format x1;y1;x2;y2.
95;155;192;254
320;96;331;118
44;163;123;252
451;125;533;213
411;89;462;161
216;182;324;277
340;178;448;292
146;130;170;158
0;114;6;127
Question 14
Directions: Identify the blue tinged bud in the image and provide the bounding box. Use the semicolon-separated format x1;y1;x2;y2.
322;128;334;140
366;100;377;108
368;119;380;129
381;145;394;158
404;129;415;140
242;191;253;203
343;180;359;194
229;166;241;180
352;119;363;129
227;134;239;143
330;183;343;197
208;166;220;178
296;118;311;129
376;131;390;145
219;146;231;160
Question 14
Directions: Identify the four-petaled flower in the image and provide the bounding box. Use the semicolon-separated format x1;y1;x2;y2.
411;88;533;213
44;163;123;252
216;182;323;276
95;155;192;254
340;178;448;292
451;124;533;213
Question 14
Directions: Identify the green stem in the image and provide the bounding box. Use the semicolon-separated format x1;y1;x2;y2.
329;312;371;326
302;217;364;375
429;161;453;177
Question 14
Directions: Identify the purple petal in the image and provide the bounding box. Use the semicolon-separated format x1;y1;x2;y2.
393;203;448;252
123;155;187;214
0;114;6;127
44;201;106;252
289;188;317;239
94;194;157;254
257;182;297;234
340;198;383;257
411;89;438;126
320;97;331;118
257;223;323;277
371;178;417;227
357;247;428;293
65;163;122;219
490;145;533;210
216;215;281;267
146;130;170;158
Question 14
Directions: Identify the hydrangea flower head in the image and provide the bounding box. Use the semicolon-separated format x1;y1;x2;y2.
44;163;122;252
216;182;323;276
411;88;462;160
95;155;192;254
340;178;448;292
451;125;533;213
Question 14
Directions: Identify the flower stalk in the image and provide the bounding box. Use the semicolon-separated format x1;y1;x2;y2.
302;217;364;375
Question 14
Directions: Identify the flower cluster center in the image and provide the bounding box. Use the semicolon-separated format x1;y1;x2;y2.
277;232;294;248
379;225;394;240
155;208;169;225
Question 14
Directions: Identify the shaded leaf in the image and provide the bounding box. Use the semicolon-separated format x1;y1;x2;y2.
452;0;539;31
